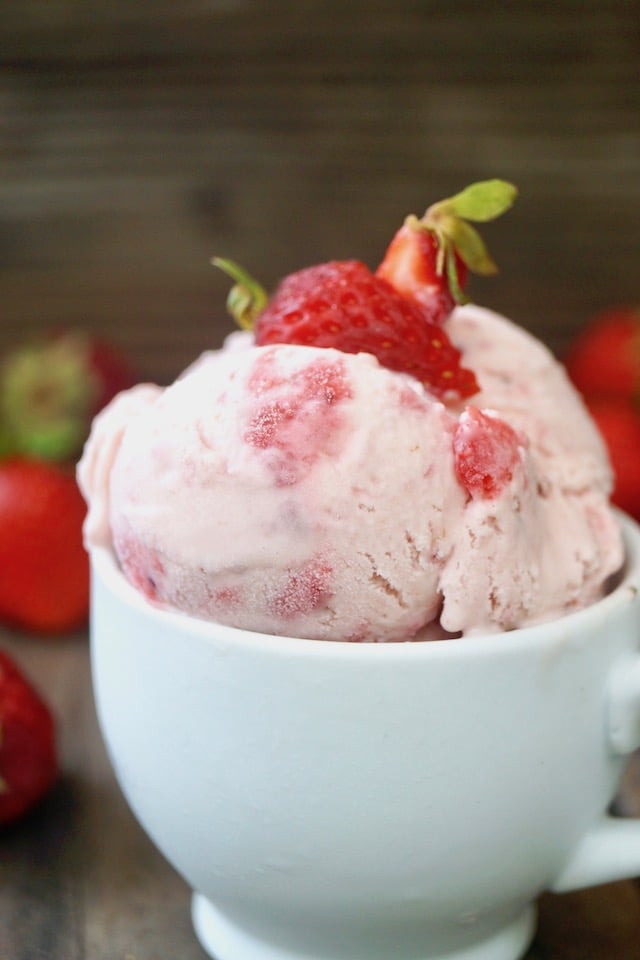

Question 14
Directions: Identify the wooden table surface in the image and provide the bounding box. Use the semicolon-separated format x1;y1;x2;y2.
1;629;640;960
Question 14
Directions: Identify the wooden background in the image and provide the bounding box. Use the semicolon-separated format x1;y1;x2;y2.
2;0;640;385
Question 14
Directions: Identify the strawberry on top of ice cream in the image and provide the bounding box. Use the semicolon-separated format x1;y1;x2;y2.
78;181;623;640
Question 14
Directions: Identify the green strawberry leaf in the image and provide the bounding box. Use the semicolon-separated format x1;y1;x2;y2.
445;244;468;305
16;418;88;461
419;178;517;297
444;217;499;276
434;179;518;223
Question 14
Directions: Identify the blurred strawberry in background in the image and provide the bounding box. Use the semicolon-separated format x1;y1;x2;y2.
564;307;640;404
581;398;640;521
0;648;57;825
0;330;135;463
565;306;640;521
0;330;135;634
0;460;90;633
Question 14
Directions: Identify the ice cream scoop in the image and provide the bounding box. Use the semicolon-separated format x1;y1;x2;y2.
78;304;623;640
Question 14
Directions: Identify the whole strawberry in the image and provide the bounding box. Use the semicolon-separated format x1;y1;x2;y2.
214;180;516;400
0;649;57;825
564;306;640;521
565;306;640;403
583;397;640;521
0;459;89;633
0;329;136;462
376;179;517;322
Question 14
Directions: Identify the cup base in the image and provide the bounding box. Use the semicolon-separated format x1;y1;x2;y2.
191;893;536;960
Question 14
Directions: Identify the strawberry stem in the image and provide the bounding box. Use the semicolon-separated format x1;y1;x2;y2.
445;243;466;305
212;257;269;330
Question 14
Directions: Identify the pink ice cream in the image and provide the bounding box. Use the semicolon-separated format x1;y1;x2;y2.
78;304;623;641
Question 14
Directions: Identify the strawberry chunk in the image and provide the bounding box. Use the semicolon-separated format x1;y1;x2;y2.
244;352;352;485
453;407;523;499
270;558;333;621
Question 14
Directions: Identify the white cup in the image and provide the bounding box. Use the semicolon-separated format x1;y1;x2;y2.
90;512;640;960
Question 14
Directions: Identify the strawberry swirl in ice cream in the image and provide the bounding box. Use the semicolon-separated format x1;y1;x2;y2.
78;181;623;640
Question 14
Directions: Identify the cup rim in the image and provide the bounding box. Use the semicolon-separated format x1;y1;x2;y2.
90;510;640;661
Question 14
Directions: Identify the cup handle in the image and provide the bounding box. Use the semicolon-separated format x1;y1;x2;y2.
552;653;640;893
551;817;640;892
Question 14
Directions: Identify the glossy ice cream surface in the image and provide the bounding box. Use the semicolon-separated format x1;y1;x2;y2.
78;303;623;641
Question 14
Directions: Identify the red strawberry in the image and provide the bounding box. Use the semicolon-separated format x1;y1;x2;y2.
0;649;57;825
0;329;136;463
564;306;640;403
70;331;136;415
376;179;518;323
376;227;466;323
213;180;516;399
453;406;523;499
583;397;640;520
0;459;89;633
253;259;478;398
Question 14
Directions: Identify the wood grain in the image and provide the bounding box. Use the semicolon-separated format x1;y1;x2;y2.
1;1;640;383
0;633;206;960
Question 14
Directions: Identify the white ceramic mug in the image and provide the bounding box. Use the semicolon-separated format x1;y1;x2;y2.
90;512;640;960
